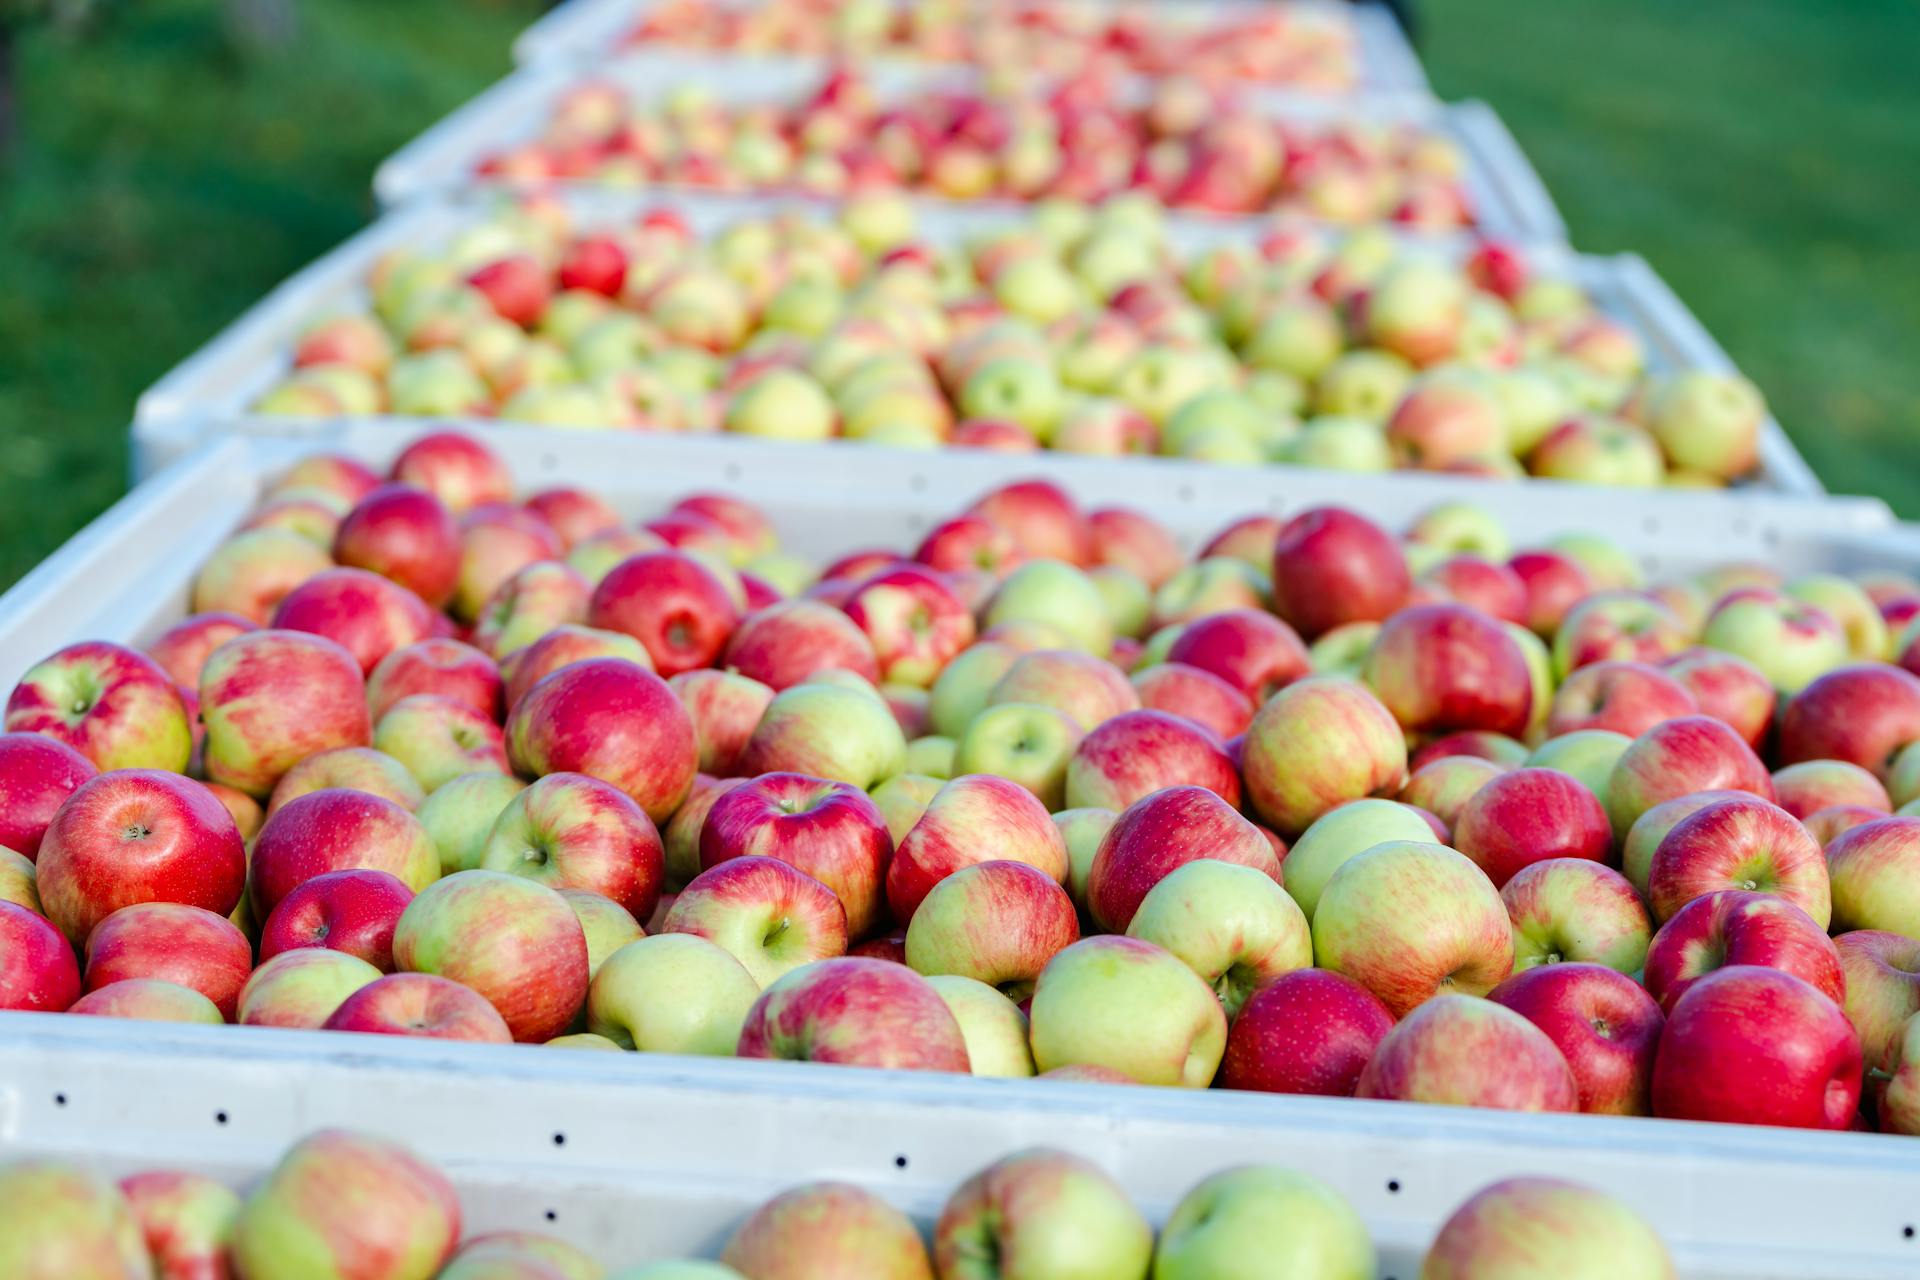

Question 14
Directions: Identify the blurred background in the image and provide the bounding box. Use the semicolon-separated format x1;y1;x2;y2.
1;0;1915;589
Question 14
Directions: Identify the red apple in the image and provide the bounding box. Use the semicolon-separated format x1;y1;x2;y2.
1778;663;1920;778
1546;661;1698;739
1063;709;1239;812
259;868;417;973
1162;609;1310;704
500;624;651;711
506;657;697;824
1086;785;1282;932
1129;662;1254;741
332;483;461;609
1642;889;1842;1016
1662;647;1776;750
699;771;892;939
6;640;192;773
1218;968;1393;1097
1356;994;1578;1111
524;486;621;548
1269;507;1409;640
1507;549;1595;636
390;431;512;514
479;771;664;922
366;638;503;723
1363;604;1533;737
1488;963;1664;1115
723;599;881;689
453;505;564;623
83;902;252;1020
1604;715;1773;838
249;787;439;920
0;731;96;859
842;564;977;688
145;611;258;689
1089;507;1183;588
1419;555;1528;626
669;669;777;777
886;773;1067;923
737;956;971;1071
587;550;742;676
1647;794;1829;926
270;567;436;676
0;900;81;1011
470;559;592;660
968;479;1092;565
914;512;1025;577
321;971;513;1043
1452;767;1612;888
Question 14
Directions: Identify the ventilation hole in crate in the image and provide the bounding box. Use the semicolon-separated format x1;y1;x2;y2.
552;1132;567;1147
909;474;928;494
541;453;559;473
545;1209;558;1223
1641;516;1660;536
1763;527;1782;548
894;1155;909;1170
1731;517;1752;537
214;1111;229;1126
724;463;743;483
52;1093;67;1107
1904;1225;1915;1240
1386;1179;1402;1194
1177;484;1196;503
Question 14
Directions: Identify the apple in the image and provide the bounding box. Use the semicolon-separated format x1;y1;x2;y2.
927;641;1022;739
1312;841;1513;1017
1422;1178;1673;1280
1163;609;1310;704
266;745;426;818
905;859;1078;1001
1700;589;1848;694
1063;709;1238;812
983;560;1113;658
1151;557;1265;630
270;567;437;678
1488;963;1664;1116
1787;573;1889;662
722;599;880;690
663;856;848;987
0;731;96;859
1603;715;1773;838
720;1183;933;1280
145;610;258;689
559;888;642;981
1507;549;1595;636
1872;1014;1920;1137
506;657;697;823
1364;604;1533;737
1086;785;1282;933
1089;507;1184;589
190;529;334;625
1153;1165;1375;1280
1398;755;1506;831
1551;592;1688;678
933;1150;1152;1280
238;948;382;1028
915;513;1025;579
417;772;527;876
1269;507;1409;639
1027;935;1227;1087
119;1169;241;1280
1771;759;1891;820
6;640;192;772
923;974;1034;1078
1451;767;1612;889
0;1161;151;1277
1646;794;1829;926
1778;663;1920;778
1662;647;1775;750
740;679;909;791
392;431;511;513
1129;662;1253;741
1522;730;1631;800
1278;797;1439;920
737;955;970;1071
1615;789;1742;898
332;483;461;609
670;669;776;776
1052;806;1116;914
842;565;977;687
1357;993;1577;1111
470;559;593;660
695;772;892;941
0;900;81;1012
1642;889;1842;1019
968;478;1092;565
1502;858;1651;974
887;773;1067;923
230;1130;460;1280
0;847;34;911
70;977;224;1023
250;787;438;919
986;648;1138;731
525;486;622;549
587;933;760;1055
83;901;251;1020
480;771;664;922
1824;815;1920;936
200;629;372;798
1651;965;1861;1129
1216;968;1393;1098
588;551;742;677
1835;930;1920;1073
1546;661;1696;739
372;693;509;792
1242;677;1408;838
1805;803;1889;847
445;1232;602;1280
36;769;245;945
1123;858;1311;1017
392;869;589;1042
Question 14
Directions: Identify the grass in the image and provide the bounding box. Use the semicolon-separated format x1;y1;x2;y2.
0;0;1915;592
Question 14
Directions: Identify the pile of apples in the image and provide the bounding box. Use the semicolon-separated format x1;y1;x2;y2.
470;69;1476;225
7;429;1920;1136
0;1127;1676;1278
257;196;1768;487
617;0;1364;91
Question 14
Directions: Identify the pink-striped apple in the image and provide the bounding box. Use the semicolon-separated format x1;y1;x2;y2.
249;788;438;919
392;431;511;513
1646;795;1828;926
986;648;1138;730
1701;589;1848;694
0;1160;150;1278
1836;930;1920;1073
1125;859;1310;1015
1242;677;1408;837
1507;549;1594;636
1546;661;1697;739
1825;815;1920;936
887;774;1067;923
1422;1178;1672;1280
1502;858;1650;973
238;949;382;1028
721;1183;933;1280
1778;663;1920;777
1129;661;1253;741
925;974;1034;1078
669;669;776;776
501;625;653;713
905;859;1078;1000
481;771;664;921
83;902;251;1020
737;680;908;791
270;567;436;676
1063;709;1238;812
842;565;976;687
266;746;425;818
588;551;741;677
1604;715;1773;838
367;638;502;722
737;956;970;1072
0;731;96;859
333;483;461;609
1399;755;1505;831
663;856;848;987
723;599;880;689
933;1150;1151;1280
1087;785;1282;933
200;629;372;797
1219;968;1393;1097
1618;789;1745;897
191;529;333;624
1488;963;1664;1116
145;610;258;689
1771;759;1890;820
1356;994;1577;1111
507;657;697;823
699;771;891;938
471;560;592;660
6;640;192;772
1027;936;1226;1087
1552;592;1688;677
71;978;224;1023
321;970;514;1042
1662;647;1774;750
1642;889;1841;1015
375;694;510;791
119;1169;240;1280
1163;608;1310;704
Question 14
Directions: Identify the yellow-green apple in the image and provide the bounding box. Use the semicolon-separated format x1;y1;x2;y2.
1196;517;1280;573
146;610;258;690
0;900;80;1011
737;955;970;1071
669;669;776;776
200;629;372;798
37;769;246;945
870;773;943;847
887;774;1067;923
934;1150;1151;1280
1422;1177;1673;1280
1646;370;1764;478
1642;889;1841;1018
238;948;381;1028
1279;797;1439;919
983;561;1112;657
391;432;511;513
1824;815;1920;936
1087;786;1281;933
270;568;436;677
1700;589;1848;694
1618;789;1745;897
507;657;696;823
1364;604;1533;738
1501;857;1649;973
663;856;848;987
0;731;95;859
0;1160;150;1278
1242;677;1407;837
905;859;1078;1001
1218;968;1393;1096
914;514;1025;580
480;771;664;921
191;528;335;624
83;901;250;1020
1356;993;1576;1110
1650;965;1861;1128
1487;962;1663;1116
452;506;565;623
1125;859;1310;1016
1399;756;1505;831
1778;663;1920;778
1053;806;1116;913
0;847;35;910
1836;931;1920;1074
332;484;461;609
1089;507;1183;589
570;529;670;587
392;869;588;1042
1028;935;1226;1087
1153;1165;1373;1280
1269;507;1409;640
502;624;652;711
1551;592;1688;678
6;641;193;773
525;486;621;550
1548;533;1641;590
587;934;759;1054
443;1232;601;1280
258;868;415;973
1365;259;1468;363
1063;709;1238;812
924;975;1034;1078
587;551;741;677
119;1169;240;1280
722;600;879;690
367;638;502;723
721;1182;932;1280
244;493;344;545
723;367;838;442
663;774;742;888
1546;661;1696;739
700;772;892;939
1129;662;1253;741
1506;549;1594;637
1312;841;1512;1016
471;560;592;660
1873;1013;1920;1133
249;788;438;919
1771;759;1890;820
926;642;1020;739
842;566;976;687
70;977;224;1023
968;479;1092;566
738;680;908;790
267;745;426;817
986;649;1137;730
559;888;642;981
1646;794;1828;926
1523;730;1630;800
951;701;1081;809
418;772;527;877
1151;557;1265;629
373;694;511;791
230;1130;459;1280
1786;573;1889;662
1452;767;1612;888
1604;715;1773;838
1162;610;1310;705
1528;416;1665;486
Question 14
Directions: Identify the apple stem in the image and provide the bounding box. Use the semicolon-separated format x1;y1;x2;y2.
1868;1068;1896;1084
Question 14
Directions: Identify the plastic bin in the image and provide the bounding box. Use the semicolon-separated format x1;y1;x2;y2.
367;52;1560;239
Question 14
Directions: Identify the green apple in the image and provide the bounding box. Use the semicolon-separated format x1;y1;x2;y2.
1054;807;1117;913
925;974;1036;1078
953;702;1082;811
870;772;946;845
934;1149;1151;1277
1313;350;1414;422
1525;730;1631;801
1071;226;1160;299
1407;501;1511;560
1091;566;1153;640
961;355;1064;440
984;560;1114;657
587;934;759;1054
993;254;1085;324
724;368;836;442
1307;622;1380;678
1281;798;1440;920
1243;297;1344;381
1153;1166;1374;1280
1113;346;1228;427
1285;417;1393;471
1786;573;1889;661
738;681;909;790
1027;936;1227;1087
903;735;957;779
1125;859;1312;1016
929;642;1022;739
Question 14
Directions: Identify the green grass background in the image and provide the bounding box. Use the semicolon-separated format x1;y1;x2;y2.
0;0;1915;591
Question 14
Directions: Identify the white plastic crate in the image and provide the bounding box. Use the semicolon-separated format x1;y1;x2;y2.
367;51;1560;239
0;427;1891;689
2;1014;1918;1279
130;188;1816;494
510;0;1433;100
